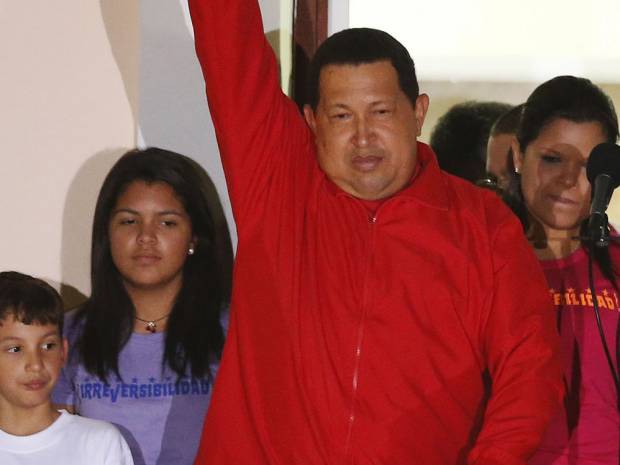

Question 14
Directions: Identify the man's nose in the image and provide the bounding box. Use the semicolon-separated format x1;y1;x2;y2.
352;117;374;148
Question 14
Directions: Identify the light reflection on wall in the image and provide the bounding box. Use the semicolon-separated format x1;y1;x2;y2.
349;0;620;83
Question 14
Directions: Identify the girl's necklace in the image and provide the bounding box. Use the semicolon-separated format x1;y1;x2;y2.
134;313;171;333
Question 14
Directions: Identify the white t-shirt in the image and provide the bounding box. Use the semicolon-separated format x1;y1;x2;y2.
0;410;134;465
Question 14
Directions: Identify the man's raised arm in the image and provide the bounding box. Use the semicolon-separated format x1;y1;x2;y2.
189;0;311;224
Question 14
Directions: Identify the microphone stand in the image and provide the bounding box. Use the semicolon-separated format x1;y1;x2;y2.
577;214;618;245
580;215;620;415
588;212;610;247
586;250;620;413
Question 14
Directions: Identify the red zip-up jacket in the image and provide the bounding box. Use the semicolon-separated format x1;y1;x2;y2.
190;1;563;464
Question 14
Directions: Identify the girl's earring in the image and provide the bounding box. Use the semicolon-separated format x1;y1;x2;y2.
188;246;195;256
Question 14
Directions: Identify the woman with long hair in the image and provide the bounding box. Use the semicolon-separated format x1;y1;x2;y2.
53;148;232;465
507;76;619;464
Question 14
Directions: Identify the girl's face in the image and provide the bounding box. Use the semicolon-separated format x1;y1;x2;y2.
513;118;607;238
108;180;195;294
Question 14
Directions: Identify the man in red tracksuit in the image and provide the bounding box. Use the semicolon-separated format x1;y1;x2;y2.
189;0;563;463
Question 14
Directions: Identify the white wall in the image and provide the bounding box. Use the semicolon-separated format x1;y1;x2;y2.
349;0;620;82
328;0;349;35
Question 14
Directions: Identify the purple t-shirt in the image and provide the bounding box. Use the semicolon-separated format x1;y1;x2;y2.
529;247;619;465
53;312;219;465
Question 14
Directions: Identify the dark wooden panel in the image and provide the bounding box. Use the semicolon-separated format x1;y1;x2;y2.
293;0;328;108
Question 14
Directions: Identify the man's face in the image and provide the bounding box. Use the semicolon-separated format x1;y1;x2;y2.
304;61;429;200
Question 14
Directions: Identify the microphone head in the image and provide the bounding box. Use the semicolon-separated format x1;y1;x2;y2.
586;142;620;188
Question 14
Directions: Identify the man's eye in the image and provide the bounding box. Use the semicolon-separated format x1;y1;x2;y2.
331;113;350;121
7;346;20;353
120;218;136;225
374;108;390;115
162;220;177;227
541;154;562;163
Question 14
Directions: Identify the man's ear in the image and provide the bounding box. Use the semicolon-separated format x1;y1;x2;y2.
414;94;430;137
303;104;317;135
512;139;524;173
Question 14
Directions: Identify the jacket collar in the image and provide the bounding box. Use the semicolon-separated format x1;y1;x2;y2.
323;142;450;211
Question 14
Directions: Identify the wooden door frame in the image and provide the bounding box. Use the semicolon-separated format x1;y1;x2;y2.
293;0;328;108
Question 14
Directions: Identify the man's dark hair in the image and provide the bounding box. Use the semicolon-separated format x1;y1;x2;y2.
307;28;419;110
0;271;64;336
430;101;513;183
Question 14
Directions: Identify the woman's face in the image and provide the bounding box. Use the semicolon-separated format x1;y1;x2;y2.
108;180;194;294
514;118;607;238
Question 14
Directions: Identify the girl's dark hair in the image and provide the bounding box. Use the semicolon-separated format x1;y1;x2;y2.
516;75;618;150
75;147;232;381
0;271;64;336
506;76;619;286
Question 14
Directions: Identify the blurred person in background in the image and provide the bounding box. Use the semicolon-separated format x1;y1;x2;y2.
430;100;512;183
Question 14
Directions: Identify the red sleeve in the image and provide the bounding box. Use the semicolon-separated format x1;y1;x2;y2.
468;212;564;465
188;0;313;231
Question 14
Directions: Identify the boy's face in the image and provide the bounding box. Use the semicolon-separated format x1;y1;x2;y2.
0;315;67;414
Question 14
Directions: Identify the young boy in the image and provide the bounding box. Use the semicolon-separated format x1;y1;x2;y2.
0;271;134;464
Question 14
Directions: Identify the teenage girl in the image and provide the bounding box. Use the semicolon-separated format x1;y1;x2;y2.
53;148;232;465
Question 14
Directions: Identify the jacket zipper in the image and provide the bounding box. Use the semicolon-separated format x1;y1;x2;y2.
344;211;378;457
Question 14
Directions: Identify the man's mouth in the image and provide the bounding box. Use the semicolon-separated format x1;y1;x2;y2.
352;155;383;172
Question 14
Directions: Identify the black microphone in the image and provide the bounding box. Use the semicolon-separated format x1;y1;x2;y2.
586;143;620;247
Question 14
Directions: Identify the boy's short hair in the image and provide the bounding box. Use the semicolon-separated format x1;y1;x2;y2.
0;271;64;336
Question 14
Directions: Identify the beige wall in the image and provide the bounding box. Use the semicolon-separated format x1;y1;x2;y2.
1;0;138;306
